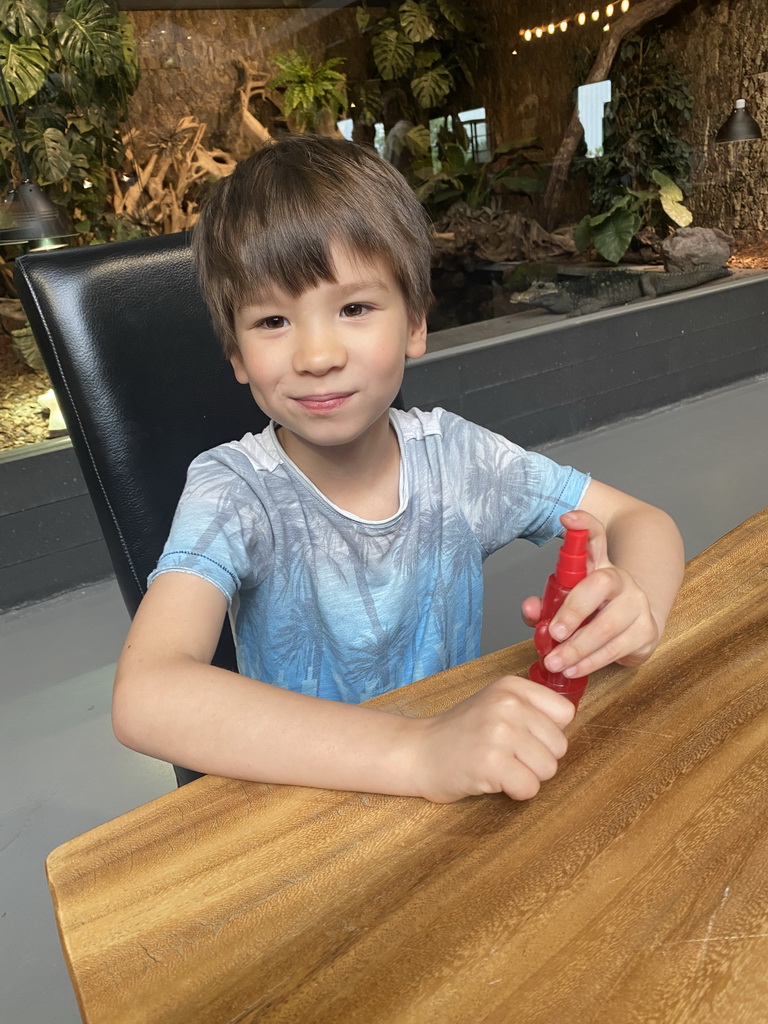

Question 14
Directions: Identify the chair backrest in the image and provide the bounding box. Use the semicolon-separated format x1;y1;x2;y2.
14;232;269;677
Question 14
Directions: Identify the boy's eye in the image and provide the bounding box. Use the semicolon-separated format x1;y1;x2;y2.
341;303;368;318
257;316;287;330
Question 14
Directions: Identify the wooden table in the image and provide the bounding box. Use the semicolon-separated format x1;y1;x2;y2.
47;510;768;1024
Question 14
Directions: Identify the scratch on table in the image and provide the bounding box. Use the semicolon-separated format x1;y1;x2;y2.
585;723;674;740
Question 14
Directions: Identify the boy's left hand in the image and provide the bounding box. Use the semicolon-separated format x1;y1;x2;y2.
521;509;660;680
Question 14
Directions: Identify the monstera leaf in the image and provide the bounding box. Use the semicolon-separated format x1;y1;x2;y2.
435;0;468;30
411;65;452;108
372;29;414;80
24;123;73;183
399;1;436;43
55;0;122;77
0;39;49;104
0;0;48;39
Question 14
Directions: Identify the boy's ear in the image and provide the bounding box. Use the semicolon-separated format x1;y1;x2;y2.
406;315;427;360
229;349;249;385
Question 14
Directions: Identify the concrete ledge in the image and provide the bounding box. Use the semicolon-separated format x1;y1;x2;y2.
2;270;766;610
404;270;768;447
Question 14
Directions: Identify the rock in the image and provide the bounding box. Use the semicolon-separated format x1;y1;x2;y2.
661;227;734;272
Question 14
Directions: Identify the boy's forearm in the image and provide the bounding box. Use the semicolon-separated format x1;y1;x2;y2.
113;658;423;795
605;504;685;634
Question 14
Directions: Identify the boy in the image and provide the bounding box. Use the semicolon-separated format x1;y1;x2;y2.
113;135;684;803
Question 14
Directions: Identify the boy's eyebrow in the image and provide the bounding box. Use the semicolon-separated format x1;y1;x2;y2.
335;277;391;296
239;277;391;313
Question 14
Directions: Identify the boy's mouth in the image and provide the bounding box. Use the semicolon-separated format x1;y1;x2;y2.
292;393;353;413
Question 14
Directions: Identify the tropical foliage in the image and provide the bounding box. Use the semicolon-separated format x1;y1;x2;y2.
414;137;545;217
267;48;347;134
574;170;693;264
0;0;139;239
575;28;693;213
355;0;485;124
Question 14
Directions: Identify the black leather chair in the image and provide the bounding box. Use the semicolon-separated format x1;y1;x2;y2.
15;231;406;787
15;232;270;786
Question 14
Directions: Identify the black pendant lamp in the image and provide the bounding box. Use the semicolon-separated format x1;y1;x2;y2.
716;98;763;143
0;60;76;249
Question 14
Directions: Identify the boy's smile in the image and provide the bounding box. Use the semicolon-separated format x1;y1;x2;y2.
231;245;427;480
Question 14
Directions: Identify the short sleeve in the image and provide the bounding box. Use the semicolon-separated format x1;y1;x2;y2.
148;448;272;603
435;410;590;553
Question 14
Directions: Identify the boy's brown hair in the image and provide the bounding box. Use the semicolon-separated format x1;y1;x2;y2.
192;134;434;357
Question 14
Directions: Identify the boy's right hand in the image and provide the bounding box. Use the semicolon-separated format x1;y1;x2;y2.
410;677;575;803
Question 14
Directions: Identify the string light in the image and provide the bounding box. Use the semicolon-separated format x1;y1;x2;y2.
518;1;630;40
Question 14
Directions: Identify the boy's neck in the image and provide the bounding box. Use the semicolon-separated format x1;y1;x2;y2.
276;412;402;520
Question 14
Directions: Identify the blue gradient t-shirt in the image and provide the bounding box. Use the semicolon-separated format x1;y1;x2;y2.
149;408;590;702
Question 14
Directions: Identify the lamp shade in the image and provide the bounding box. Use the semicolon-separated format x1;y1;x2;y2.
716;98;763;143
0;179;76;245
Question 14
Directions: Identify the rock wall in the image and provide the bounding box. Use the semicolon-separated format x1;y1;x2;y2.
664;0;768;237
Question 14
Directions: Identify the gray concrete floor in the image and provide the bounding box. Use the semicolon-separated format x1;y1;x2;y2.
2;373;768;1024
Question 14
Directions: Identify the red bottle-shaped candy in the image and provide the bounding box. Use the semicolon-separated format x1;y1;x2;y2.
529;528;590;710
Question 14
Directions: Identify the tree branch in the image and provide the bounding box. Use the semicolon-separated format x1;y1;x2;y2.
542;0;693;228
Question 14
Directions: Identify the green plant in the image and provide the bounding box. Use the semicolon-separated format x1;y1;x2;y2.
267;49;347;134
413;137;545;217
355;0;485;126
0;0;140;240
574;28;692;213
574;170;692;264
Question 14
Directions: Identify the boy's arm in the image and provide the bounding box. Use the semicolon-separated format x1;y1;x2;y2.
113;572;575;802
522;478;685;681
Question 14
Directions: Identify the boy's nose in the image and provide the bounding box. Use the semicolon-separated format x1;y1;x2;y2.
293;328;347;375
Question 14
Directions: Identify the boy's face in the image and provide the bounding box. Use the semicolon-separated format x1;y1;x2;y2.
230;244;426;467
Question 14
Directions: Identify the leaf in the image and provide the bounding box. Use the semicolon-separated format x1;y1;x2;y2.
651;168;683;201
355;6;370;32
494;174;544;196
0;39;49;104
55;0;122;77
592;209;642;264
411;65;452;108
659;195;693;227
573;217;594;253
371;29;414;80
435;0;468;31
0;0;48;38
399;0;436;43
25;124;72;183
404;123;431;157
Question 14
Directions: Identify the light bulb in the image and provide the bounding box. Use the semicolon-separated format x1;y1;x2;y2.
578;12;586;24
560;20;568;30
591;10;600;20
606;3;614;14
548;23;555;33
621;0;629;9
535;27;543;37
524;28;532;40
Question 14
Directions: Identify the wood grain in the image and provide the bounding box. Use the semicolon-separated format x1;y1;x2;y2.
47;509;768;1024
